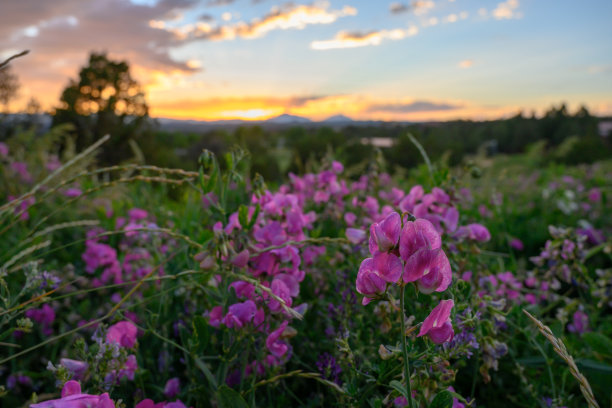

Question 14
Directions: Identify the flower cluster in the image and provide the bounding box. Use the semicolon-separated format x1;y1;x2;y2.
356;211;455;344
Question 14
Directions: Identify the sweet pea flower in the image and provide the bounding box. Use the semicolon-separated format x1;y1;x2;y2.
418;299;454;344
467;224;491;242
399;219;441;261
346;228;366;244
402;248;452;293
164;377;180;399
369;211;401;253
30;380;115;408
60;359;89;380
567;310;588;334
510;238;524;251
266;321;289;357
231;249;250;268
106;321;138;348
356;258;388;305
223;300;257;329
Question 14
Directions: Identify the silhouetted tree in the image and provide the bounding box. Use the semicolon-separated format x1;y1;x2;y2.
53;52;149;164
0;65;20;113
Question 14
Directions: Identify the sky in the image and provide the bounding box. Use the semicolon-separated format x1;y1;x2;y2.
1;0;612;121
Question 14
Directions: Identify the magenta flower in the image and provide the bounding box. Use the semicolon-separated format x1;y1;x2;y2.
266;321;289;357
510;238;524;251
346;228;367;244
466;224;491;242
369;211;401;253
30;380;115;407
231;249;250;268
399;219;441;261
402;248;452;293
106;321;138;348
356;258;387;305
164;377;180;399
0;142;8;156
567;310;589;335
60;359;89;380
418;299;454;344
223;300;257;329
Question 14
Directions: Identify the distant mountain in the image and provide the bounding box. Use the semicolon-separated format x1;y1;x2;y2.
322;114;354;123
265;114;312;124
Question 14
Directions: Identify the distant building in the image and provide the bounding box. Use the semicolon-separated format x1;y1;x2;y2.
598;120;612;137
361;137;393;148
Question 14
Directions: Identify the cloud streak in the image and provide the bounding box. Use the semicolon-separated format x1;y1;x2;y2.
165;3;358;42
311;26;418;50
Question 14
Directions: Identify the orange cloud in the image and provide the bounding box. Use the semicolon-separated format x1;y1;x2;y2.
311;26;418;50
160;3;358;42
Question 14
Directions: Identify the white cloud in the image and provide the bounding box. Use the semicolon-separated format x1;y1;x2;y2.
493;0;521;20
311;26;418;50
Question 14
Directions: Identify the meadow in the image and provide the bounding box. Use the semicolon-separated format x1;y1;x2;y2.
0;124;611;408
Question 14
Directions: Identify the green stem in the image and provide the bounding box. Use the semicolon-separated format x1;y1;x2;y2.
400;285;414;408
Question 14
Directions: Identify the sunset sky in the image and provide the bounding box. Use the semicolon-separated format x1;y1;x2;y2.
2;0;611;121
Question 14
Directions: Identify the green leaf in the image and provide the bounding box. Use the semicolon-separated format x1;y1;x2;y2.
429;390;453;408
389;380;408;398
248;204;260;230
217;385;249;408
577;359;612;374
583;332;612;359
238;205;249;230
192;316;209;353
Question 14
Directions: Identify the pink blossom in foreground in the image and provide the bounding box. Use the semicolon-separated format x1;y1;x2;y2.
266;321;289;357
30;380;115;408
418;299;454;344
355;258;387;305
369;211;401;253
106;321;138;348
402;248;452;294
399;219;441;262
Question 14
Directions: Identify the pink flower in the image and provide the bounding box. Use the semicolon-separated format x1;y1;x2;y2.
223;300;257;329
266;321;289;357
510;238;524;251
60;359;89;380
164;377;180;399
369;211;401;253
63;188;82;198
399;219;441;261
231;249;250;268
0;142;8;156
346;228;366;244
30;381;115;408
418;299;454;344
61;380;82;397
106;321;138;348
568;310;588;335
356;258;387;305
402;248;452;294
208;306;224;327
466;224;491;242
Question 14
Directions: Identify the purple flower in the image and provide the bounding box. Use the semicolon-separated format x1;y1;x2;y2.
369;211;401;253
30;380;115;407
399;219;441;261
164;377;180;399
418;299;454;344
266;321;289;357
356;258;387;305
567;310;588;334
402;248;452;294
106;321;138;348
346;228;367;244
223;300;257;329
